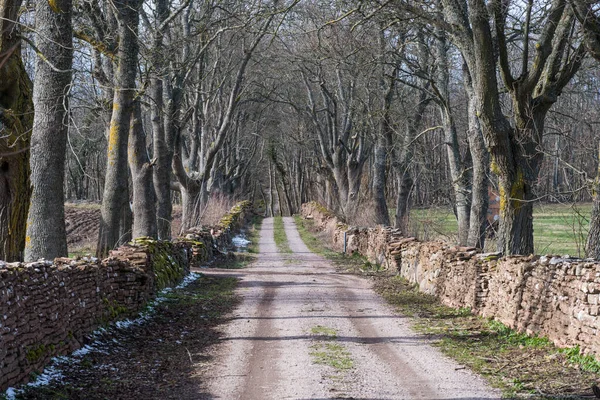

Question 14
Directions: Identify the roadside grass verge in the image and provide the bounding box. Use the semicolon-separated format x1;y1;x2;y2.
11;275;240;400
246;216;262;254
294;216;376;273
295;215;600;399
273;216;292;254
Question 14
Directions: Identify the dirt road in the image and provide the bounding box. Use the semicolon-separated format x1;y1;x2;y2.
201;217;501;399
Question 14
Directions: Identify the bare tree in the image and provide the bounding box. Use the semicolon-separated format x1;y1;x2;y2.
394;0;586;254
172;3;284;231
129;99;157;238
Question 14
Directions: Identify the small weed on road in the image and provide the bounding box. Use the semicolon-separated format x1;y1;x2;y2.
309;325;353;371
310;343;354;370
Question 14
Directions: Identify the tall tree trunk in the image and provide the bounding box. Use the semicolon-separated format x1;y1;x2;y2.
372;34;397;227
435;30;470;245
441;108;471;245
345;160;364;221
0;0;33;261
180;184;202;232
25;0;73;261
151;76;172;239
442;0;582;254
268;162;274;217
97;0;141;257
151;0;172;240
129;100;157;238
372;137;390;225
464;66;489;248
394;171;413;234
24;0;72;261
394;91;429;232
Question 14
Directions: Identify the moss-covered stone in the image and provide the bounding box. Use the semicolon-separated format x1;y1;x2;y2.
130;238;189;291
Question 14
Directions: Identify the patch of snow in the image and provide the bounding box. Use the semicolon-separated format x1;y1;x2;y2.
72;345;93;357
115;319;135;329
5;387;17;400
27;365;64;387
232;234;251;251
176;272;202;289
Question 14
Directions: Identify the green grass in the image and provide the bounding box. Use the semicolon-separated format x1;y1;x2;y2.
246;216;262;254
273;216;292;253
294;216;376;272
309;325;353;371
310;343;354;370
532;203;590;256
394;203;591;257
311;325;338;337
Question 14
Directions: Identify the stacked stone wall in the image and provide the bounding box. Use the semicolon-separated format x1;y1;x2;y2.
0;201;253;390
301;201;600;357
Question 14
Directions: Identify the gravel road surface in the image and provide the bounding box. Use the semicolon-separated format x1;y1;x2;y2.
201;217;501;400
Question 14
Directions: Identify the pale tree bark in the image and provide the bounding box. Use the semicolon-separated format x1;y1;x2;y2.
0;0;33;261
129;100;157;238
25;0;73;261
97;0;142;257
463;64;489;248
433;30;471;245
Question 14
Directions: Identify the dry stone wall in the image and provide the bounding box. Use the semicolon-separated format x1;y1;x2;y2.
0;201;253;390
301;201;600;358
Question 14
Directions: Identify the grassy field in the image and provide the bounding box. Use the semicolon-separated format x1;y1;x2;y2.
403;203;592;256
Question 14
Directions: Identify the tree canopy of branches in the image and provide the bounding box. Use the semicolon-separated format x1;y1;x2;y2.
4;0;600;260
